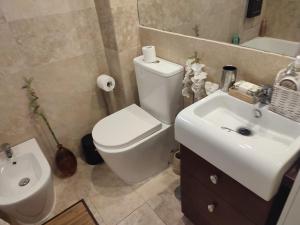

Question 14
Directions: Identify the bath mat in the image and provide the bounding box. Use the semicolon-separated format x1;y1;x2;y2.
43;200;98;225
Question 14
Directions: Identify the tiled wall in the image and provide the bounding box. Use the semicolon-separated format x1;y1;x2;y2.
264;0;300;42
1;0;296;163
137;0;264;43
0;0;109;159
139;26;293;85
94;0;141;112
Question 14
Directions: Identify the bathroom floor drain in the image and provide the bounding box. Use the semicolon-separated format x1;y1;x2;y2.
19;178;30;187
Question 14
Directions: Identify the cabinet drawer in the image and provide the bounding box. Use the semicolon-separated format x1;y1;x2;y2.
182;173;256;225
181;145;273;225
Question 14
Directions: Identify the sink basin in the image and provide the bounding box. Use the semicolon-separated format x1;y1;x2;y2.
175;90;300;201
0;153;41;198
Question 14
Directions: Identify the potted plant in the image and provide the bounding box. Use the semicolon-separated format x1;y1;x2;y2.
22;77;77;177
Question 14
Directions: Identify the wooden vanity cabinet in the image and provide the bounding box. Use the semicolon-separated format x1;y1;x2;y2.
181;145;294;225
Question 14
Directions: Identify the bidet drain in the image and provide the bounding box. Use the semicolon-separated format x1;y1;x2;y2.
19;177;30;187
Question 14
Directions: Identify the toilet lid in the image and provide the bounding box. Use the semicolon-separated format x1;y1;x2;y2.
92;104;162;149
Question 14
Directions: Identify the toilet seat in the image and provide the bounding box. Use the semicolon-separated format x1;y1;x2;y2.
92;104;162;150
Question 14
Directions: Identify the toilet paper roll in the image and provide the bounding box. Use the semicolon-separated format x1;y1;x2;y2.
142;46;156;63
97;74;115;92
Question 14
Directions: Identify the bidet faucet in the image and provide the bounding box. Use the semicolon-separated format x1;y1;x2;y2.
1;143;13;159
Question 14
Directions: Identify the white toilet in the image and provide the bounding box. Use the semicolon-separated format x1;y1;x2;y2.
92;56;184;183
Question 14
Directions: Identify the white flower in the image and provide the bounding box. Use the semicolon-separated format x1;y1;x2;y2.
191;63;205;74
182;87;191;98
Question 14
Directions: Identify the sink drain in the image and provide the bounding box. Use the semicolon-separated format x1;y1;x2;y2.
237;127;253;136
19;178;30;187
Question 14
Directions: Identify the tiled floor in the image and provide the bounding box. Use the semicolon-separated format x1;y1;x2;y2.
49;158;193;225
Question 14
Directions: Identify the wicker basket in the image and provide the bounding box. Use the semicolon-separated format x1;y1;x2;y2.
269;84;300;122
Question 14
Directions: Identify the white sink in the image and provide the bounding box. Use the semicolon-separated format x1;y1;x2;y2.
0;139;54;224
175;90;300;201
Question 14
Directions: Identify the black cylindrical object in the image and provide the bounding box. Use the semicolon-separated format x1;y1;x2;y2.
81;134;104;165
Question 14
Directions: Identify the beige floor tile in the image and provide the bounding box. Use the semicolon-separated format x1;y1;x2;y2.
51;162;188;225
133;167;179;202
84;197;105;224
90;190;144;225
147;189;193;225
52;177;79;216
85;163;145;225
56;158;97;199
117;204;165;225
89;163;147;201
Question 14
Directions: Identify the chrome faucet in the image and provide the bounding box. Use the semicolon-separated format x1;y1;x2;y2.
256;85;273;105
253;85;273;119
1;143;13;159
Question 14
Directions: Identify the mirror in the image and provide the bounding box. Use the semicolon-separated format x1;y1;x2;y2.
137;0;300;57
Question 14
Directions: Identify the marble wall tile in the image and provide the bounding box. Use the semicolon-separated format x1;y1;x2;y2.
264;0;300;42
102;46;140;111
140;26;293;86
117;204;165;225
137;0;262;43
99;20;118;50
9;8;104;67
111;2;140;51
0;7;5;23
95;0;140;51
94;0;140;112
0;22;25;75
0;71;37;145
94;0;113;24
118;46;141;105
0;0;96;22
103;48;126;111
0;51;108;159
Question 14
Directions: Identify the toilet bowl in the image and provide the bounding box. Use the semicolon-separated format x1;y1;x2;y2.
92;56;184;183
0;139;54;224
93;104;175;183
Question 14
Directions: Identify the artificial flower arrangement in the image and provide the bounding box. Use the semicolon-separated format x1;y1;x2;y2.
182;52;208;102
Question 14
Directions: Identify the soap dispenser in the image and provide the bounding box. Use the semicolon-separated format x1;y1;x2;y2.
276;56;300;91
286;55;300;76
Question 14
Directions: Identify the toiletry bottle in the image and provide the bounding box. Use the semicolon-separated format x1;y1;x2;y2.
295;56;300;73
232;34;240;45
286;56;300;76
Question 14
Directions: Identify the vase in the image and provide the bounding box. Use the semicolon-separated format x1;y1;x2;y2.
55;144;77;177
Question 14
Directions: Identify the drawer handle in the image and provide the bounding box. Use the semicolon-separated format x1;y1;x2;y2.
210;175;218;184
208;204;216;213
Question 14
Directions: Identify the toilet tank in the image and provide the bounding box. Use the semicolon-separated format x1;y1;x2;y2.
133;56;184;124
